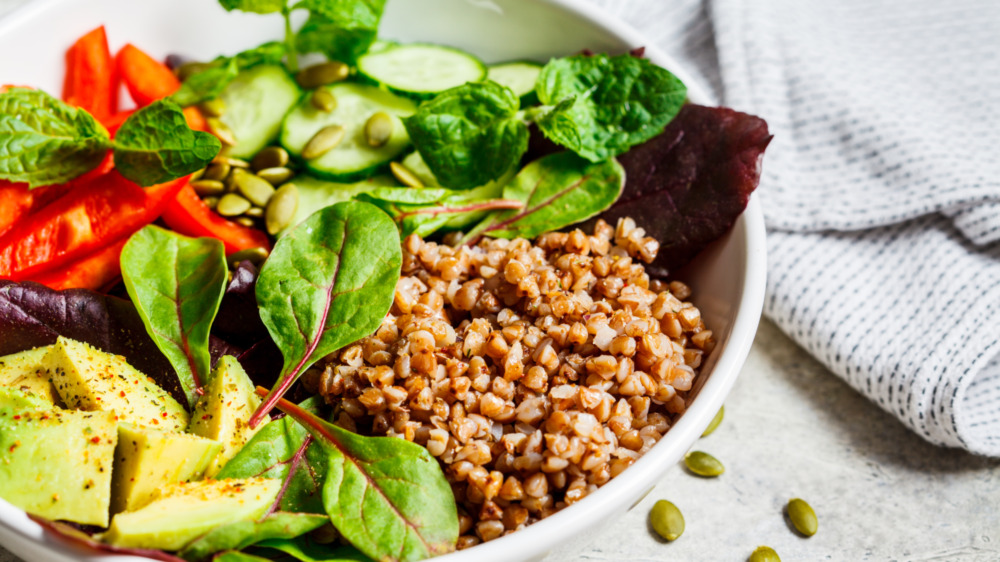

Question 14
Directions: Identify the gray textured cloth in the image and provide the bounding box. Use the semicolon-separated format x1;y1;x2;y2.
588;0;1000;455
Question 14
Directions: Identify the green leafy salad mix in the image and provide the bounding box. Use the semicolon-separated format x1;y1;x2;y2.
0;0;773;559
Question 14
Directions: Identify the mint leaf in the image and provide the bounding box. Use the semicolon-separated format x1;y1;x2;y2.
535;53;686;162
300;0;385;28
120;226;228;408
404;81;528;190
251;201;402;426
172;42;286;107
113;99;221;187
218;0;286;13
0;88;111;188
296;13;377;64
466;151;623;241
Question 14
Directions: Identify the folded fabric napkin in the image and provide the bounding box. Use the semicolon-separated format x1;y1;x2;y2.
586;0;1000;456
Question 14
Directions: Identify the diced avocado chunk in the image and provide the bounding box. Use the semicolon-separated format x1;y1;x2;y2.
0;407;117;526
45;337;189;432
0;387;53;410
102;477;280;551
0;346;58;406
111;424;222;514
188;356;265;477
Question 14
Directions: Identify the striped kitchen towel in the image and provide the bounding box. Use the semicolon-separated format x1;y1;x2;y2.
587;0;1000;456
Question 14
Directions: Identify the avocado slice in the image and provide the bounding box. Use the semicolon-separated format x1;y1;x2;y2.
45;337;189;432
0;387;53;410
188;355;265;477
111;424;222;514
0;346;58;406
101;477;280;551
0;407;117;526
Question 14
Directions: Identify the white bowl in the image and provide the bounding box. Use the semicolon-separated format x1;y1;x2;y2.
0;0;767;560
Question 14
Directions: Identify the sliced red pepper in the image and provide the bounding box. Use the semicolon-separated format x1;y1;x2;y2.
0;171;185;281
62;26;118;122
0;84;32;94
161;183;272;255
115;44;205;131
31;238;128;291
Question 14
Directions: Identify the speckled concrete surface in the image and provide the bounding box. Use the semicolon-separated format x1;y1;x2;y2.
0;1;997;560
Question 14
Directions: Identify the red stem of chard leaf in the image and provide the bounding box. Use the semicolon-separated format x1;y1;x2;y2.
264;433;313;518
255;387;338;443
28;515;187;562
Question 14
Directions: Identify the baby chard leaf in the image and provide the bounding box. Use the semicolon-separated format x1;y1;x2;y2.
178;512;329;561
113;99;221;187
465;151;624;242
217;397;328;514
0;88;112;188
120;225;228;408
404;81;529;190
535;53;686;162
356;186;522;238
254;536;370;561
251;201;401;427
259;389;459;561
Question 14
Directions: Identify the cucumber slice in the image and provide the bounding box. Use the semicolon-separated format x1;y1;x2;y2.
487;61;542;107
280;83;417;182
357;44;487;100
218;65;301;159
279;173;397;236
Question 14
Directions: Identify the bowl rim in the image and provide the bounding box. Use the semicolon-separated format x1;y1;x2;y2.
0;0;768;560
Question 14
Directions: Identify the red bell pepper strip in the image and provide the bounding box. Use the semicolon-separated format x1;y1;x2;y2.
115;44;205;131
0;84;32;94
62;26;118;122
161;183;272;255
31;238;128;291
0;171;185;281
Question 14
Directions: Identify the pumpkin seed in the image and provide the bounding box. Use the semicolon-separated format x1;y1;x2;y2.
787;498;818;537
648;500;684;542
390;161;424;188
256;166;294;186
198;98;226;118
207;117;237;146
216;193;251;217
232;168;275;207
202;196;219;210
251;146;289;171
266;182;300;235
310;89;338;112
364;112;394;147
749;546;781;562
175;61;210;81
296;61;349;89
234;216;256;228
190;179;226;197
227;247;269;268
701;405;725;437
244;206;264;218
302;125;346;160
684;450;724;477
189;167;205;181
202;162;231;182
214;155;250;169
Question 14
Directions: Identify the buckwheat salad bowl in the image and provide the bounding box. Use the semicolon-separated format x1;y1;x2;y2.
0;0;767;561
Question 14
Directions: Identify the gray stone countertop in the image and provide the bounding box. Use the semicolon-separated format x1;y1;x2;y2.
0;0;997;560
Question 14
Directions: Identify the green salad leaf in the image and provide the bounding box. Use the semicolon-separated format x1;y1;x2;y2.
172;42;286;107
250;200;401;427
211;552;272;562
120;226;228;408
295;13;377;64
254;536;370;561
356;186;522;238
0;88;112;188
218;0;287;13
265;393;458;562
178;512;329;561
465;151;624;241
404;81;528;190
217;397;328;514
534;53;687;162
113;99;221;187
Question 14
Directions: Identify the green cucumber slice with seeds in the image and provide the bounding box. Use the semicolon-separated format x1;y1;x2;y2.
357;43;487;100
487;60;543;107
218;64;301;159
280;82;417;182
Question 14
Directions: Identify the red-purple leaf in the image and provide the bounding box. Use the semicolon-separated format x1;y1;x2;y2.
583;104;771;275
